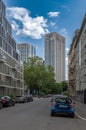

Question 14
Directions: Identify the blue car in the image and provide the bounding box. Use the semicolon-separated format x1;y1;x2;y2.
51;95;75;118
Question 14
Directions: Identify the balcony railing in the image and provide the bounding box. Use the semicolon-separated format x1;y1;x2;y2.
6;71;15;78
0;55;7;63
11;64;18;70
0;81;11;86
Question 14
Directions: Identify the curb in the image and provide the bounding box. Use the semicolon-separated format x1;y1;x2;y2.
75;112;86;121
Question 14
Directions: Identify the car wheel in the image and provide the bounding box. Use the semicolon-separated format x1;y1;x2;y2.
12;102;15;106
31;99;33;102
70;113;74;118
51;112;54;116
0;103;2;109
6;103;10;107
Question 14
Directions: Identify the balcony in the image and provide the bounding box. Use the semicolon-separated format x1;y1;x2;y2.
0;55;7;63
0;81;6;87
11;64;18;71
6;71;15;78
0;81;10;87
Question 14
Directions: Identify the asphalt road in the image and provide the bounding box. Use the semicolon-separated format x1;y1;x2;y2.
0;98;86;130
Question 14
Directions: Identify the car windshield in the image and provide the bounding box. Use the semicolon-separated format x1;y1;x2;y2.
2;96;11;99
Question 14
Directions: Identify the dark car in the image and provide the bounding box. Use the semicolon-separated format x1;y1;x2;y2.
0;97;3;109
1;96;15;107
46;94;53;98
51;95;75;118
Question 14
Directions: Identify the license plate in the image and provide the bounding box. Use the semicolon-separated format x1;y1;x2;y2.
59;105;67;108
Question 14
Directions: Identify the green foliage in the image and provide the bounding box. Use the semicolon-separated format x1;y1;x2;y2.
9;94;16;99
63;90;70;97
50;83;63;94
24;56;68;95
59;81;68;92
24;56;55;94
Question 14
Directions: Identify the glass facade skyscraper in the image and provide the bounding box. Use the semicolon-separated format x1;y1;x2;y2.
18;43;36;63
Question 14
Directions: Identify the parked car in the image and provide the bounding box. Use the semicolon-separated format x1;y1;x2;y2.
0;97;3;109
46;94;53;98
1;96;15;107
51;95;75;118
16;95;28;103
26;94;33;102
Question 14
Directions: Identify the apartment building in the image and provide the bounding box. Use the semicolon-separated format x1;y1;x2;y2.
68;30;79;97
75;14;86;103
18;43;36;63
0;0;24;96
44;32;65;83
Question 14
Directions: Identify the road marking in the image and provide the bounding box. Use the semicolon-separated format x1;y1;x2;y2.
75;112;86;121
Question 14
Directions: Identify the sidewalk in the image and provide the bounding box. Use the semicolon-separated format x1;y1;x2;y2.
75;101;86;119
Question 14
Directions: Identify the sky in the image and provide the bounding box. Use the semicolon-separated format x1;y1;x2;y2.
3;0;86;79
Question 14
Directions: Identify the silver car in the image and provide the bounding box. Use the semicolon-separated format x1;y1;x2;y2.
16;95;28;103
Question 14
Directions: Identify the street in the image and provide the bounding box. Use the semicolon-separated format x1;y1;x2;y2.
0;98;86;130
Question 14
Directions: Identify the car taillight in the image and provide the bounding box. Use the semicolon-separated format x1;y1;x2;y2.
71;103;75;108
52;101;56;106
13;99;15;102
2;99;6;103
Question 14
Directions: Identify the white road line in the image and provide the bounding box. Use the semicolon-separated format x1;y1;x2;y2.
75;112;86;121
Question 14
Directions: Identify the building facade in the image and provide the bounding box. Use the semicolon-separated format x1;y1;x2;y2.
0;0;24;96
44;32;65;82
75;15;86;103
68;30;79;97
18;43;36;63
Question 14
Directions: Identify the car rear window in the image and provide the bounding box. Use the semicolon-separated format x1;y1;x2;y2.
55;97;72;104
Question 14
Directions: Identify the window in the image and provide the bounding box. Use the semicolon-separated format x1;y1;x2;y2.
84;44;86;49
0;36;2;47
7;44;11;55
84;59;86;65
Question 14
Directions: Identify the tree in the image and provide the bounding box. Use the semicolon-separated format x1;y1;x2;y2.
58;81;68;92
24;56;56;95
24;56;68;95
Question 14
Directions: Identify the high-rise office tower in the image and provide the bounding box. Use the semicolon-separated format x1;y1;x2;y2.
18;43;36;63
0;0;24;96
44;32;65;82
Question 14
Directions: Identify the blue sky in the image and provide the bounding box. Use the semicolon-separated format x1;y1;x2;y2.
3;0;86;79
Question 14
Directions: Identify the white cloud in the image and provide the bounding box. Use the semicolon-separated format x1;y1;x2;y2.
11;20;19;30
48;11;60;17
7;7;49;39
49;21;56;27
65;56;68;62
66;47;69;52
60;28;68;36
65;47;69;55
